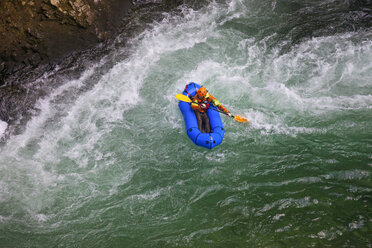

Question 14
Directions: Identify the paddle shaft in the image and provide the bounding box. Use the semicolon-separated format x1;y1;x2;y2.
209;107;234;117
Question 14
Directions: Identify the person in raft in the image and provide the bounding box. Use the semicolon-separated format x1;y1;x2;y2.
191;86;232;133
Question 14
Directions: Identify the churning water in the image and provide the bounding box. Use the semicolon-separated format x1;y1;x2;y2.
1;0;371;247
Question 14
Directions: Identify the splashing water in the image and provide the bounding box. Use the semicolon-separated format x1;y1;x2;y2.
1;0;371;247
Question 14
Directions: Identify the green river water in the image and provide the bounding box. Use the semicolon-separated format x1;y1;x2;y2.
1;0;371;247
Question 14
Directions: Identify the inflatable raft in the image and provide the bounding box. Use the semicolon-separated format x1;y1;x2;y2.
178;83;225;149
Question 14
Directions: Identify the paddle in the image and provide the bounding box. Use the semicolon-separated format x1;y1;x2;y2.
176;94;249;123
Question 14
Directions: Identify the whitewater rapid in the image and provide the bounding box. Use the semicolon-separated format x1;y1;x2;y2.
1;0;371;247
0;120;7;138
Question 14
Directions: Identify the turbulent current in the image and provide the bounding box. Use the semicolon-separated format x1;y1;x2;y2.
1;0;371;247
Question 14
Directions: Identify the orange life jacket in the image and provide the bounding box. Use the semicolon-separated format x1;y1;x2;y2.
191;92;229;114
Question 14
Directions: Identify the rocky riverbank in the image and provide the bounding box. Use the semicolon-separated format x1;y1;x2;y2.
0;0;133;82
0;0;186;141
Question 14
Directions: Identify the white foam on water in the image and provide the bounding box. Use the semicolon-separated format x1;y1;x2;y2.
0;215;11;223
2;66;98;152
0;2;239;223
273;213;285;221
34;213;49;222
0;0;370;235
259;31;372;115
0;120;7;138
246;109;323;136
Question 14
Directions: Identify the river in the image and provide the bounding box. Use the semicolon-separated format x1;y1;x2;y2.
1;0;371;247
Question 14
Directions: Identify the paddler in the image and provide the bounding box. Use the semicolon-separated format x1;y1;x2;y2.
191;86;232;133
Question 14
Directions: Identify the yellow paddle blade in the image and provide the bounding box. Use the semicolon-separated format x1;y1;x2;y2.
234;115;249;123
176;94;192;103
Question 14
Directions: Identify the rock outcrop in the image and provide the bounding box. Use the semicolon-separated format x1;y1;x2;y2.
0;0;133;84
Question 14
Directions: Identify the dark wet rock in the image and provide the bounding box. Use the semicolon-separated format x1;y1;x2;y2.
0;0;133;83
